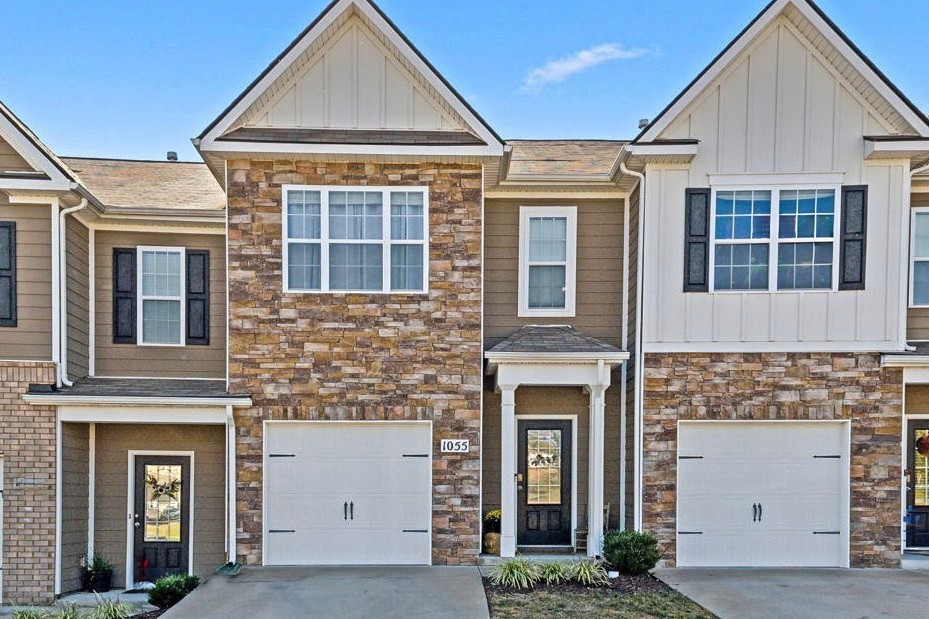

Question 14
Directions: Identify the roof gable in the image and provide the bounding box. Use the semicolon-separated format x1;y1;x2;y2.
0;100;76;191
196;0;503;157
634;0;929;144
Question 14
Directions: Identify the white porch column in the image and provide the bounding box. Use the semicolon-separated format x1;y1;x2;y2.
500;384;518;557
588;383;607;557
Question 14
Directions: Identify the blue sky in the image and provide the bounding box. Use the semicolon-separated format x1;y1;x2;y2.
2;0;927;161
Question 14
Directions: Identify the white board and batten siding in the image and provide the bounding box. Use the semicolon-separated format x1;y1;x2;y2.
644;16;910;352
677;421;849;567
263;421;432;566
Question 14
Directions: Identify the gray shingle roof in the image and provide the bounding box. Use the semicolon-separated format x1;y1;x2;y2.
487;325;622;354
30;377;242;399
217;127;486;146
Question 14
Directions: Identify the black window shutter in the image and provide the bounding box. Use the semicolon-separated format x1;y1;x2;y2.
112;249;136;343
0;222;16;327
186;250;210;346
683;188;711;292
839;185;868;291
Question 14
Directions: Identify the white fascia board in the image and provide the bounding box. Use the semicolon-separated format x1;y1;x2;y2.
864;139;929;160
0;112;72;186
485;351;629;373
625;143;699;158
23;394;253;407
882;355;929;368
643;341;901;354
0;177;72;192
199;140;503;158
58;405;230;424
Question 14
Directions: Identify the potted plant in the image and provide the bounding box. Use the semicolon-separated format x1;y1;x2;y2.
81;551;115;592
483;509;501;555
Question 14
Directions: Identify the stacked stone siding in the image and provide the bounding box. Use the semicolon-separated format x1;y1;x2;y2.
226;160;483;565
643;352;902;568
0;362;57;604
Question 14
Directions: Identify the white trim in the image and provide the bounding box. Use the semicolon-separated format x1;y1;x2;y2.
515;414;578;548
201;141;503;158
517;206;577;318
225;406;236;564
708;172;846;187
89;223;225;235
88;227;96;376
865;139;929;160
903;367;929;384
0;111;72;190
88;423;96;557
282;184;430;295
645;341;901;353
224;160;230;392
27;395;252;408
57;405;231;424
885;355;929;368
51;201;61;369
486;351;629;366
126;451;195;589
910;208;929;307
636;0;929;143
260;420;434;566
54;415;62;595
625;143;699;158
708;186;841;293
136;246;186;347
197;0;503;155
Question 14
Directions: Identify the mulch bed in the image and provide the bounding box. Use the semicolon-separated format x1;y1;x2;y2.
482;572;670;596
133;610;167;619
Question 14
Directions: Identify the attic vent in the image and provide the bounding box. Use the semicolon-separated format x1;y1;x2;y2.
166;151;178;161
638;118;650;129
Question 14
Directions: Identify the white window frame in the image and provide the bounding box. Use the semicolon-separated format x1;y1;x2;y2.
910;207;929;307
708;186;841;293
282;184;430;295
136;246;186;347
518;206;577;317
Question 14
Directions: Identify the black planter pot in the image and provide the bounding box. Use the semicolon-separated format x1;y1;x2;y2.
90;571;112;593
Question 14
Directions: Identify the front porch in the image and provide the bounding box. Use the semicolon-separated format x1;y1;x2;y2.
484;326;628;559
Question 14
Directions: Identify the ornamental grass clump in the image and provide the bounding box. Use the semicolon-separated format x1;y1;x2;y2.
569;559;610;587
537;561;570;585
489;558;540;590
87;595;132;619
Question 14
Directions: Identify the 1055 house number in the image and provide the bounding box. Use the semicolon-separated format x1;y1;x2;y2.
440;439;470;453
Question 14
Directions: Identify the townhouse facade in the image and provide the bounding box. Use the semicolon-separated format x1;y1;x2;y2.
2;0;929;604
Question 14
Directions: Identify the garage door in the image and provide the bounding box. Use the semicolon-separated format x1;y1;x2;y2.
677;421;848;567
264;422;432;565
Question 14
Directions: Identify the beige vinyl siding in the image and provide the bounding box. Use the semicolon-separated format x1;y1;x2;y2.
484;198;624;348
482;385;622;531
0;199;52;360
907;385;929;413
908;193;929;341
0;135;35;172
61;423;89;594
66;217;90;378
646;15;907;349
94;424;225;584
94;231;225;378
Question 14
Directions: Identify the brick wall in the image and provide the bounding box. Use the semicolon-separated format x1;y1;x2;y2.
643;352;902;568
226;160;483;565
0;362;57;604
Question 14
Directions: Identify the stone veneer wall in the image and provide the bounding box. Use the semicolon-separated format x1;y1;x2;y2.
643;352;902;568
0;362;57;604
227;160;483;565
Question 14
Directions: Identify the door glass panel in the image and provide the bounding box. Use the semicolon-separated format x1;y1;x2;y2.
144;464;182;542
916;430;929;506
527;429;562;505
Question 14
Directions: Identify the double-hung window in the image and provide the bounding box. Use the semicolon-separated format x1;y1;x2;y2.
911;209;929;306
137;246;185;346
518;206;577;317
283;185;428;293
710;187;838;292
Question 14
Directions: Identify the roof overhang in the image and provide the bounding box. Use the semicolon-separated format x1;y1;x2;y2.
864;136;929;161
23;394;253;407
881;354;929;368
197;139;504;159
0;101;76;192
485;350;629;374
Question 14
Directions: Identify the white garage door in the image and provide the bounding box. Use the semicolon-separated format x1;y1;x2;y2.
677;421;848;567
264;422;432;565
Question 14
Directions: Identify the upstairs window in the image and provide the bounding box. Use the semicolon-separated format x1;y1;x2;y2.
518;206;577;317
911;209;929;306
283;186;428;294
710;187;838;292
137;247;185;346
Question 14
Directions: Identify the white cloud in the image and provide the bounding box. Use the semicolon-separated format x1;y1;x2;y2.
521;43;648;92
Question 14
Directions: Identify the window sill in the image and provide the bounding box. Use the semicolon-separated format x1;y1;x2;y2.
283;289;430;296
518;309;577;318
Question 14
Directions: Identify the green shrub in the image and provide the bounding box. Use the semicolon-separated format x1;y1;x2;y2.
87;595;132;619
11;609;51;619
53;603;85;619
537;561;569;584
603;529;661;575
569;559;610;587
489;558;540;590
147;573;201;609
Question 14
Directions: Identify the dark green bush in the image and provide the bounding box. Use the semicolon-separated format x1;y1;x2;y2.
603;529;661;575
146;574;200;609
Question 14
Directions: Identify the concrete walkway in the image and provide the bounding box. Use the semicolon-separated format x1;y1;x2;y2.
655;567;929;619
162;566;490;619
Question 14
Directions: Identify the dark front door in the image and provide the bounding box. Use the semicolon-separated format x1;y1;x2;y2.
517;420;572;546
907;421;929;548
134;455;191;583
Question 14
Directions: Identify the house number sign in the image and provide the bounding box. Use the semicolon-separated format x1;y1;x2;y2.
440;439;470;453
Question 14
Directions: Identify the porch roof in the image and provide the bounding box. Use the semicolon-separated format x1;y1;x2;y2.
23;377;252;407
487;325;622;355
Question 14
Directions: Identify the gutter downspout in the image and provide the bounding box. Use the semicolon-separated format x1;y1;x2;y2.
58;192;88;387
619;160;646;531
903;163;929;353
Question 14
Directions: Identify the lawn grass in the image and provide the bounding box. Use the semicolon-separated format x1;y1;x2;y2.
486;587;715;618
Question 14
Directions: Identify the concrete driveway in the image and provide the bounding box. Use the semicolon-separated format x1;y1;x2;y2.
655;567;929;619
161;566;489;619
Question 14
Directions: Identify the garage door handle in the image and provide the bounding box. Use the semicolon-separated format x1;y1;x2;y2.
758;503;762;522
344;502;348;521
350;501;354;520
813;531;840;535
752;503;757;522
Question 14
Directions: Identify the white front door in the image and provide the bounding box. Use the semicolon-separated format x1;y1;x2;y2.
264;422;432;565
677;421;848;567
